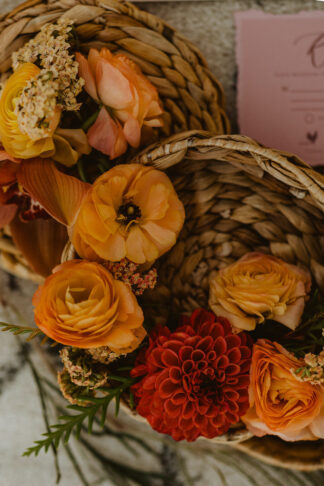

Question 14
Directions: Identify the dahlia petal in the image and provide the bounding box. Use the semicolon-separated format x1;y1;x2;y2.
197;336;214;352
159;379;179;398
227;348;241;363
171;392;187;405
161;349;179;367
225;364;241;376
240;346;252;359
214;354;229;369
163;340;183;353
226;335;241;349
155;369;170;388
169;367;182;383
142;375;157;391
182;360;194;374
164;399;182;418
191;349;205;362
150;348;164;368
236;375;251;388
179;346;193;362
182;401;195;419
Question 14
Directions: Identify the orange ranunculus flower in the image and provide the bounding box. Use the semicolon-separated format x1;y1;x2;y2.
243;340;324;441
32;260;145;353
76;48;163;158
209;252;311;332
0;63;61;159
71;164;185;264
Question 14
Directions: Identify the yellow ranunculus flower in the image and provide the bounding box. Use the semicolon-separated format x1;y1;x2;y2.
0;63;60;159
209;252;311;332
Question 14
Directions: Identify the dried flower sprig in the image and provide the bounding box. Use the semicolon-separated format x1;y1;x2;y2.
12;18;84;140
104;259;157;296
12;18;83;111
292;350;324;385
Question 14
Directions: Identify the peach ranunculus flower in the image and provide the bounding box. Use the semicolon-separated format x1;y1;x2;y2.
243;340;324;441
71;164;185;264
33;260;145;353
0;63;61;159
209;252;311;332
76;48;163;158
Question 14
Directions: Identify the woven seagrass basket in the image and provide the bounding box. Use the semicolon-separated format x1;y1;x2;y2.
0;0;229;279
129;130;324;471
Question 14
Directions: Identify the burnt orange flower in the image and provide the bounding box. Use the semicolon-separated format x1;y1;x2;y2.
33;260;145;353
71;164;185;264
209;253;311;332
243;340;324;441
76;48;163;157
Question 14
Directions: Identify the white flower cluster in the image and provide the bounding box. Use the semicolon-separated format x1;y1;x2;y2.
12;18;84;140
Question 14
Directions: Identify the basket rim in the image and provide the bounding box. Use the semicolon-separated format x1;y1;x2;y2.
132;130;324;212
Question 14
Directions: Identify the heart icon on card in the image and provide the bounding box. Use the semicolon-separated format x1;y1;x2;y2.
307;131;318;143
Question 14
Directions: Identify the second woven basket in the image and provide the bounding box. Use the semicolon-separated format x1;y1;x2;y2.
131;130;324;471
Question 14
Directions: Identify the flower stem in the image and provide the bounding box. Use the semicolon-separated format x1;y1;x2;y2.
82;105;102;131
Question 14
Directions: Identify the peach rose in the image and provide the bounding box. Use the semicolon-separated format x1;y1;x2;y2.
243;340;324;441
0;63;60;159
209;252;311;332
76;48;163;157
33;260;145;353
71;164;185;264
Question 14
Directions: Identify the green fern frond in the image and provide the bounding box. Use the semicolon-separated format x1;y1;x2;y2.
23;377;136;457
0;322;44;340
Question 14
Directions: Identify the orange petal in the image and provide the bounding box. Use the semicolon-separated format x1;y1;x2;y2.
10;215;68;277
0;203;17;228
96;58;133;109
55;128;91;155
87;107;127;159
17;159;90;226
123;116;141;148
76;52;99;102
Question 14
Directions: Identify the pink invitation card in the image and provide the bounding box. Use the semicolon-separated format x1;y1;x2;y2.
236;10;324;166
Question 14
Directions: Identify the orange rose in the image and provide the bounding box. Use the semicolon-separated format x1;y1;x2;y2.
0;63;61;159
243;340;324;441
33;260;145;353
209;252;311;332
71;164;185;264
76;48;163;157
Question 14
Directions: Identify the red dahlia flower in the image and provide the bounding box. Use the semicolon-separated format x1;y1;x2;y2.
131;309;252;441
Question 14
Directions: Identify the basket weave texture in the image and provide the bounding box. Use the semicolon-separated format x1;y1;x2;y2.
131;130;324;470
0;0;229;279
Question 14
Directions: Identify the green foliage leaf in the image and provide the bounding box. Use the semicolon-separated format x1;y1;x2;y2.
23;376;137;457
0;322;45;342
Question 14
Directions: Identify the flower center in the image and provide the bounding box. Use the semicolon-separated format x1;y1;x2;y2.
117;202;142;227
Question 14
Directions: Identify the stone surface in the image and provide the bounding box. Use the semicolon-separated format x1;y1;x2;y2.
1;1;324;485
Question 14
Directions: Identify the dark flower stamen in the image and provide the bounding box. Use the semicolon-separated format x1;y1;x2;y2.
117;202;142;225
